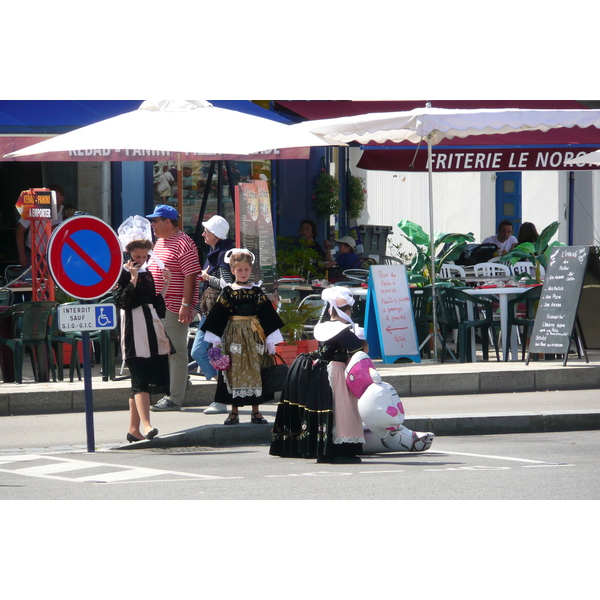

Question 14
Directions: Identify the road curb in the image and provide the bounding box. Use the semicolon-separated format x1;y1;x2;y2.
114;412;600;450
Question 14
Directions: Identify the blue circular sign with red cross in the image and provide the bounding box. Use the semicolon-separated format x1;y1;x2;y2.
48;215;123;300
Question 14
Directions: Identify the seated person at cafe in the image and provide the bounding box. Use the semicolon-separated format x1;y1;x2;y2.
323;236;362;270
299;218;327;259
482;220;518;257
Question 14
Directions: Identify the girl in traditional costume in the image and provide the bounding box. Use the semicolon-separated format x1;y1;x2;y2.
270;286;367;463
201;249;284;425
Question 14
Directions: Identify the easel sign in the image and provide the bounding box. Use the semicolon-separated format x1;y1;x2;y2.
527;245;590;366
364;264;421;363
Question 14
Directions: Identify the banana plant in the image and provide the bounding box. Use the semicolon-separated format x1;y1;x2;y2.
397;219;475;285
502;221;564;283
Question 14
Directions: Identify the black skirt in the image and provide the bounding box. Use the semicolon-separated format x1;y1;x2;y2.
127;355;170;398
269;352;336;459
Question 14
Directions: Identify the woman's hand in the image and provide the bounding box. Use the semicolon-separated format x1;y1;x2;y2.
126;259;140;284
162;268;172;286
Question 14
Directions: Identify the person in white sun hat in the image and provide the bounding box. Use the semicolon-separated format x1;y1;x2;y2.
190;214;235;414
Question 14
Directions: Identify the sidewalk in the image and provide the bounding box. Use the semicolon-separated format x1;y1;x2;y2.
1;350;599;452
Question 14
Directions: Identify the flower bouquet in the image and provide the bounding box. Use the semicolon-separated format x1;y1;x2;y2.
208;346;231;370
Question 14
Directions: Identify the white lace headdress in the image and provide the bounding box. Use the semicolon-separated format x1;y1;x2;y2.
117;215;164;270
321;286;355;326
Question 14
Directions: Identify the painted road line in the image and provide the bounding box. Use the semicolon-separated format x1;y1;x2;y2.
0;455;241;484
427;449;562;464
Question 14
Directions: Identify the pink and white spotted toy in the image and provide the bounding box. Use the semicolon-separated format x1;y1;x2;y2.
345;351;434;453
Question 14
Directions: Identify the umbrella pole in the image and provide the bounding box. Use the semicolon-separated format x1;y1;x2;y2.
177;153;183;222
427;136;439;361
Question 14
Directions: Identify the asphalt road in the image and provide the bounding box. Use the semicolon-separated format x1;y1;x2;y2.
1;430;598;500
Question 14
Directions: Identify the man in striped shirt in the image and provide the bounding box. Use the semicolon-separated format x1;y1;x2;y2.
146;205;201;411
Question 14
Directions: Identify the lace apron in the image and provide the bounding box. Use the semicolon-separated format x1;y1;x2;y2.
222;315;266;399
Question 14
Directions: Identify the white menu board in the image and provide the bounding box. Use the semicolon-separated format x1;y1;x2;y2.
364;264;421;363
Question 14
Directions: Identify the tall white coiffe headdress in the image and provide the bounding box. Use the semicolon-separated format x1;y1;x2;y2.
117;215;165;270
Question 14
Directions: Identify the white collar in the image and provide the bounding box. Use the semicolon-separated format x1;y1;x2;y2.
313;320;350;342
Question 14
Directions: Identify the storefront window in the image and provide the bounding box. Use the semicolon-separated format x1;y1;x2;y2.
152;159;271;238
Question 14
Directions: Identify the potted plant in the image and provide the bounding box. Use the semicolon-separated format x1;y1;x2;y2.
347;173;367;220
312;167;341;218
502;221;564;283
276;298;322;363
276;237;324;282
397;219;475;285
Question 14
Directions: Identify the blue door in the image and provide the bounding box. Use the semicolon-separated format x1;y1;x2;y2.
495;172;522;234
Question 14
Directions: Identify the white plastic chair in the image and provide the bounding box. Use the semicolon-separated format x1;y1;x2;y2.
512;261;545;278
473;262;512;277
438;264;466;279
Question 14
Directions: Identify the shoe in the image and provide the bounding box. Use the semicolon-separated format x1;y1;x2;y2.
150;397;181;411
204;402;228;414
316;455;361;464
224;412;239;425
251;412;268;424
334;455;362;464
126;433;144;443
145;428;158;440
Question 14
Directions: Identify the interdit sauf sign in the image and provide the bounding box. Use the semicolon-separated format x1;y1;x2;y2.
358;147;600;172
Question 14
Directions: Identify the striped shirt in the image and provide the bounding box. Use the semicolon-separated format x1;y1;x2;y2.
148;231;201;314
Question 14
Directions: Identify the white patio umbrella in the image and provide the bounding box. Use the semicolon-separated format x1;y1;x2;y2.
295;104;600;360
564;149;600;166
4;99;341;217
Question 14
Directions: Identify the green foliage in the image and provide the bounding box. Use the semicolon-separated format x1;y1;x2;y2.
276;237;324;281
312;168;341;218
278;298;323;342
397;219;475;285
347;174;367;220
502;221;564;283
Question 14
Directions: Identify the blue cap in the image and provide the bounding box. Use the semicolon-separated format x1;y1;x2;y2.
146;204;179;220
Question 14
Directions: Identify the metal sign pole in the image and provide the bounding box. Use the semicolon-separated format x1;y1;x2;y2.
81;328;96;452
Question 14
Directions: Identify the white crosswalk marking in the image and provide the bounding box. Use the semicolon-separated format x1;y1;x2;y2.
0;454;239;484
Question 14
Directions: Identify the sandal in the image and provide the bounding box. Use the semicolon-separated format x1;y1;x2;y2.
224;412;239;425
251;412;268;425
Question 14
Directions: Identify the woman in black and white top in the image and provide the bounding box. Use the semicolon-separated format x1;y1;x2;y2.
113;238;173;442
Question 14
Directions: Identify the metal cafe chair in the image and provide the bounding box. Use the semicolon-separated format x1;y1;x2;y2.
0;300;58;383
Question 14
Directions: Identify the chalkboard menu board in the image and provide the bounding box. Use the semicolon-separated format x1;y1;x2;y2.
235;181;277;293
364;264;421;363
528;246;590;359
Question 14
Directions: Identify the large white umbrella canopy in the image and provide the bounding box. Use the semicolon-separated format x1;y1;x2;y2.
564;148;600;166
4;99;340;218
295;105;600;360
4;99;338;157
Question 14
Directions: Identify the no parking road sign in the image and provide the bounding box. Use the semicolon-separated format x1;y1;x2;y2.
48;215;123;300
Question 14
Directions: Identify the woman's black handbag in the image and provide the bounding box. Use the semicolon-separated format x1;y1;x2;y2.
261;353;289;394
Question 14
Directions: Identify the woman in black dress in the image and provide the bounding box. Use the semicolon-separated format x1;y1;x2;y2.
113;239;173;442
270;287;367;463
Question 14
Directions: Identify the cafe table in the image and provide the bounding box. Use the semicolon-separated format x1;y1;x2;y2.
461;286;530;361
